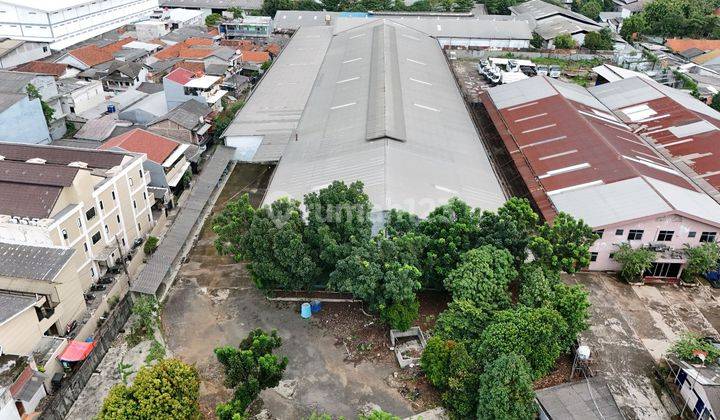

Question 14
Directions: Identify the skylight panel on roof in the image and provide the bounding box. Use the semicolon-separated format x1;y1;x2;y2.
621;104;657;122
538;162;590;179
623;155;679;175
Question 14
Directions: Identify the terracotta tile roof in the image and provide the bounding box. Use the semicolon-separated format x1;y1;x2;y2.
265;43;281;55
102;37;135;54
69;45;114;67
208;28;219;36
173;61;205;74
184;37;214;47
220;39;256;50
101;128;180;164
165;67;195;85
241;50;271;64
153;43;183;60
178;47;214;59
693;49;720;65
666;38;720;53
0;142;125;169
14;61;67;78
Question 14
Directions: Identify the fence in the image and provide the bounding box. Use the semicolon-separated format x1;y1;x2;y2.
453;48;615;62
39;295;133;420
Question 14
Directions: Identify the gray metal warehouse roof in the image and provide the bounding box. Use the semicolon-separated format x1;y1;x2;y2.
262;20;507;217
222;26;333;162
0;243;74;282
0;293;38;325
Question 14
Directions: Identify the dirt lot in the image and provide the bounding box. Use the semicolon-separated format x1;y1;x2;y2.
161;163;419;419
566;272;720;420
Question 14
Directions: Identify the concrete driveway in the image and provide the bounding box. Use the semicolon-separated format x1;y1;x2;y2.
567;272;720;420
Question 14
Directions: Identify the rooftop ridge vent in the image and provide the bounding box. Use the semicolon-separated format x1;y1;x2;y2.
365;24;407;143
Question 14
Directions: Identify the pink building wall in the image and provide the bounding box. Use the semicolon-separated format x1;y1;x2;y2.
587;213;720;272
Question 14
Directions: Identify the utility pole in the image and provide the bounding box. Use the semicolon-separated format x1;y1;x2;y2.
115;235;131;285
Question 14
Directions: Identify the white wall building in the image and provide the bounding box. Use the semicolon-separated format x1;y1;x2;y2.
0;0;159;51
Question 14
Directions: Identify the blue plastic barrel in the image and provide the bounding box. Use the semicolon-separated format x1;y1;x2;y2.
310;300;321;313
301;302;311;319
107;104;116;113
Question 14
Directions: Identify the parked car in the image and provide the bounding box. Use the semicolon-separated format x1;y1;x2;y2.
506;60;520;72
549;65;562;78
132;237;144;249
84;293;95;302
90;284;106;292
98;276;114;285
537;65;549;76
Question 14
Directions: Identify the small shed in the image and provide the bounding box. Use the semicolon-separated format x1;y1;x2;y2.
536;377;624;419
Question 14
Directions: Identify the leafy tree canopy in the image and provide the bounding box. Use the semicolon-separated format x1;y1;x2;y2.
98;359;201;420
612;242;655;283
529;212;596;273
215;329;288;420
476;306;568;379
477;198;539;265
434;299;495;344
683;242;720;283
583;28;614;50
420;337;473;390
443;246;516;309
476;354;536;420
554;34;577;49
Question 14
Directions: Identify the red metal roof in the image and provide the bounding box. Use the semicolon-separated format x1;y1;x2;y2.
599;79;720;198
164;67;195;85
101;128;180;164
14;61;68;78
482;77;698;221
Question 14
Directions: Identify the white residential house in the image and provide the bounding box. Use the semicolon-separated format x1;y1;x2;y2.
0;0;158;51
0;39;49;68
57;79;105;116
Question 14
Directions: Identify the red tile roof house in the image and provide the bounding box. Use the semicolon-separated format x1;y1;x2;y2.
57;38;136;70
101;128;191;206
482;76;720;280
162;67;227;111
14;61;70;79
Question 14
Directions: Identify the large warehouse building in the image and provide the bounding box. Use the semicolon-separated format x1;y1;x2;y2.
224;20;508;218
481;76;720;277
0;0;157;51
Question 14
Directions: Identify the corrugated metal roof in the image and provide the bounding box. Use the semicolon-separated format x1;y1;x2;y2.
263;20;506;217
0;243;74;282
223;26;334;162
483;76;720;227
0;293;37;325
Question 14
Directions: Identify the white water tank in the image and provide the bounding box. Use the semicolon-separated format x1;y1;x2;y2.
577;345;591;361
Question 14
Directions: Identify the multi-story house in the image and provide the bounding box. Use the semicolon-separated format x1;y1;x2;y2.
163;67;226;110
0;0;158;51
0;143;155;284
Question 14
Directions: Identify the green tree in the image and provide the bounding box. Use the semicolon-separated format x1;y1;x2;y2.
682;242;720;283
478;198;540;266
98;359;201;420
476;306;568;379
443;368;481;418
476;354;536;420
214;329;288;419
205;13;222;26
417;198;483;288
530;33;545;49
26;83;54;124
359;411;401;420
529;212;596;273
228;7;244;17
583;28;614;50
304;180;373;278
711;92;720;112
554;34;577;49
214;195;320;290
579;0;602;20
143;236;159;255
434;299;495;343
262;0;293;16
612;243;655;283
328;233;424;329
213;100;245;142
517;262;558;308
385;209;420;237
620;13;647;41
485;0;521;14
443;246;516;309
420;337;473;390
668;332;720;364
551;282;590;349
